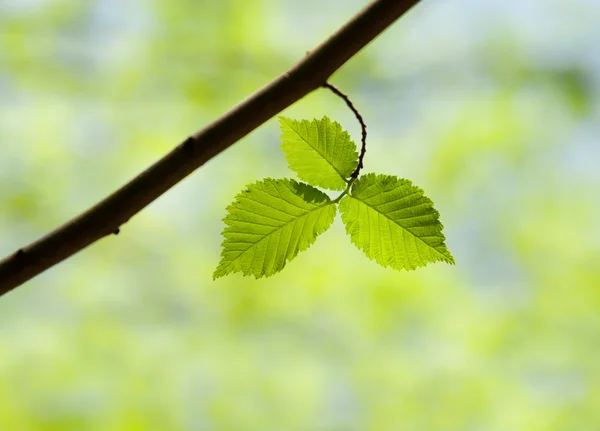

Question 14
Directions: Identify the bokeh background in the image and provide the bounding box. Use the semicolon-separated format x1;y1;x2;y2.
1;0;599;429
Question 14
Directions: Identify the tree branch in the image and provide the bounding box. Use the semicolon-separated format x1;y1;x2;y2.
0;0;421;297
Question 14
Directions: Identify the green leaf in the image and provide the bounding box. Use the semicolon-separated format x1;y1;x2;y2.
278;116;358;191
339;173;454;270
214;178;337;279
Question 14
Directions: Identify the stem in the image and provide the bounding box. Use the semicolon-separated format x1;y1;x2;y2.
322;83;367;179
0;0;422;297
332;178;356;204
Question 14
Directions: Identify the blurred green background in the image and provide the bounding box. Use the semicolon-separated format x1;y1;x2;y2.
1;0;599;429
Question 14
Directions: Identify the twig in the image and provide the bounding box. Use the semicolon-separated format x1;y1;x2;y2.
0;0;422;297
322;82;367;178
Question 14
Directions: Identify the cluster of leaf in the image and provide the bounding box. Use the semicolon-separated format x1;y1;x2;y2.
214;117;454;279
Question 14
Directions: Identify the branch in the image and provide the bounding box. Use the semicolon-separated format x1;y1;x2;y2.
322;83;367;178
0;0;422;297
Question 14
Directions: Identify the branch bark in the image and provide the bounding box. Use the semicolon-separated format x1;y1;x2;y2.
0;0;421;297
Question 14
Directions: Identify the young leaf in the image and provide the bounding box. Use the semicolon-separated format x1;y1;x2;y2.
339;173;454;270
279;116;358;191
214;178;337;279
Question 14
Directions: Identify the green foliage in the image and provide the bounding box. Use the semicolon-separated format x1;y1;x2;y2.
339;173;455;270
213;179;336;279
279;116;358;190
3;2;600;428
215;118;454;278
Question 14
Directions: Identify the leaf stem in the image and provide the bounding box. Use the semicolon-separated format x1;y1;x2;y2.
322;82;367;179
333;178;356;203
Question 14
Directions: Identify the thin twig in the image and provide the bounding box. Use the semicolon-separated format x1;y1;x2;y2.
0;0;422;296
322;82;367;178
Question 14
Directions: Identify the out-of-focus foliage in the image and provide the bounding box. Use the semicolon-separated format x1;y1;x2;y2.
1;0;599;429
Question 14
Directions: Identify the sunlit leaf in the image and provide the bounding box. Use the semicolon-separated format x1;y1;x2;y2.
214;178;336;279
339;173;454;270
279;116;358;190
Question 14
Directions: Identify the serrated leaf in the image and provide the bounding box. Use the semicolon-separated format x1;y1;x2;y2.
278;116;358;191
214;178;337;279
339;173;454;270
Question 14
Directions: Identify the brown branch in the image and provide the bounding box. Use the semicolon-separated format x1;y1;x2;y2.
322;82;367;178
0;0;422;297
